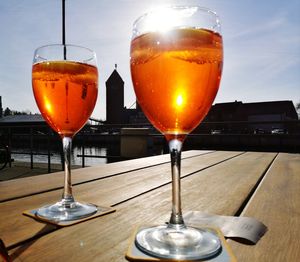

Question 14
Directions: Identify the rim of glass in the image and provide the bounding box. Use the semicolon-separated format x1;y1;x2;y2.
132;5;221;38
35;43;96;53
133;5;221;32
33;44;97;64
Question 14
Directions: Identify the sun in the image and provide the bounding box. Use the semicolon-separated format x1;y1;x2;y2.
143;6;197;33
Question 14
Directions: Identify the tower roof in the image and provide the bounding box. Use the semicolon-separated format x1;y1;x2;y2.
106;69;124;86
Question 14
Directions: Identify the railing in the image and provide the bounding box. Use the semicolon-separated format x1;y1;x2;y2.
0;120;299;173
0;126;58;173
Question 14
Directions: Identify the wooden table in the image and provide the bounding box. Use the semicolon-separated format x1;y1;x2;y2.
0;150;299;261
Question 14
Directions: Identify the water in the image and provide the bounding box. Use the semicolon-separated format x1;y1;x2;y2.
11;146;110;167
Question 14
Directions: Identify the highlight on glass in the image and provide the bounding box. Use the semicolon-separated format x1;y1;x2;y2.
130;6;223;260
32;44;98;221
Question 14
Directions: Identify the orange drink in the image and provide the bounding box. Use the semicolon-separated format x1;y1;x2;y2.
131;28;223;139
32;61;98;137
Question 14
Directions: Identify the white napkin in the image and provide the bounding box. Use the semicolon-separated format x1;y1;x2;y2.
184;211;268;244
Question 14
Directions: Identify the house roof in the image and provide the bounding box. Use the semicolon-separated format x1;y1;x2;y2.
0;114;45;124
207;100;298;121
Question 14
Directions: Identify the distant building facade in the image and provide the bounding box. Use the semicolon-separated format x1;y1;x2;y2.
206;100;298;122
105;68;298;133
201;100;298;134
106;69;125;124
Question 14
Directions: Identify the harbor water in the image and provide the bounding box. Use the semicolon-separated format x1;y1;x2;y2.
11;145;115;167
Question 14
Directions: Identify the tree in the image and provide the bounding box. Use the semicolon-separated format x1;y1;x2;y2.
296;102;300;118
2;107;31;116
3;107;11;116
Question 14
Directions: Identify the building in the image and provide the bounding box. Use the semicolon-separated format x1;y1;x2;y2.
105;67;149;125
105;67;125;124
0;114;45;125
206;100;298;122
201;100;298;134
104;67;299;133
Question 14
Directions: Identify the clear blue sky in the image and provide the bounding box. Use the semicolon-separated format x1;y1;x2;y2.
0;0;299;120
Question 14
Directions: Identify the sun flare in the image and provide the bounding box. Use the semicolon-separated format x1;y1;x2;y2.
143;6;197;33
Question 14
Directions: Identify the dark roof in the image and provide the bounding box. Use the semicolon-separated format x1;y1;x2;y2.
241;100;297;115
0;114;45;124
206;100;298;121
211;101;242;112
105;69;124;86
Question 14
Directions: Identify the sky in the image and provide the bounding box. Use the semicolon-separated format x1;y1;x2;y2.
0;0;299;120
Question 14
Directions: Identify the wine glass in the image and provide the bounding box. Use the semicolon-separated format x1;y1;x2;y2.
130;6;223;260
32;44;98;221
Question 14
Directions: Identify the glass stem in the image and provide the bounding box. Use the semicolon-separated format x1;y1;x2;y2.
168;139;185;226
61;136;75;207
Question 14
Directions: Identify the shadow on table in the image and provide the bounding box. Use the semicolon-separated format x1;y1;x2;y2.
9;223;55;261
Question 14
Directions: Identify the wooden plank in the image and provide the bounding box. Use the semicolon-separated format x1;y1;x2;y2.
0;150;209;202
0;151;240;248
229;153;300;262
7;152;277;261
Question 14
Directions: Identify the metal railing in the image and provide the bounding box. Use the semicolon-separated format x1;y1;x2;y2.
0;120;299;173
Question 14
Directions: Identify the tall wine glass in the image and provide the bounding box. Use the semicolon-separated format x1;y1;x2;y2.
32;44;98;221
130;6;223;260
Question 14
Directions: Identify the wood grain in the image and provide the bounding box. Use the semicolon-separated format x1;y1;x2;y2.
6;151;277;261
229;153;300;262
0;150;210;202
0;151;239;248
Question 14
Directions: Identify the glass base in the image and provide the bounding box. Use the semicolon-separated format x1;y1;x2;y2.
135;224;221;260
36;201;98;222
